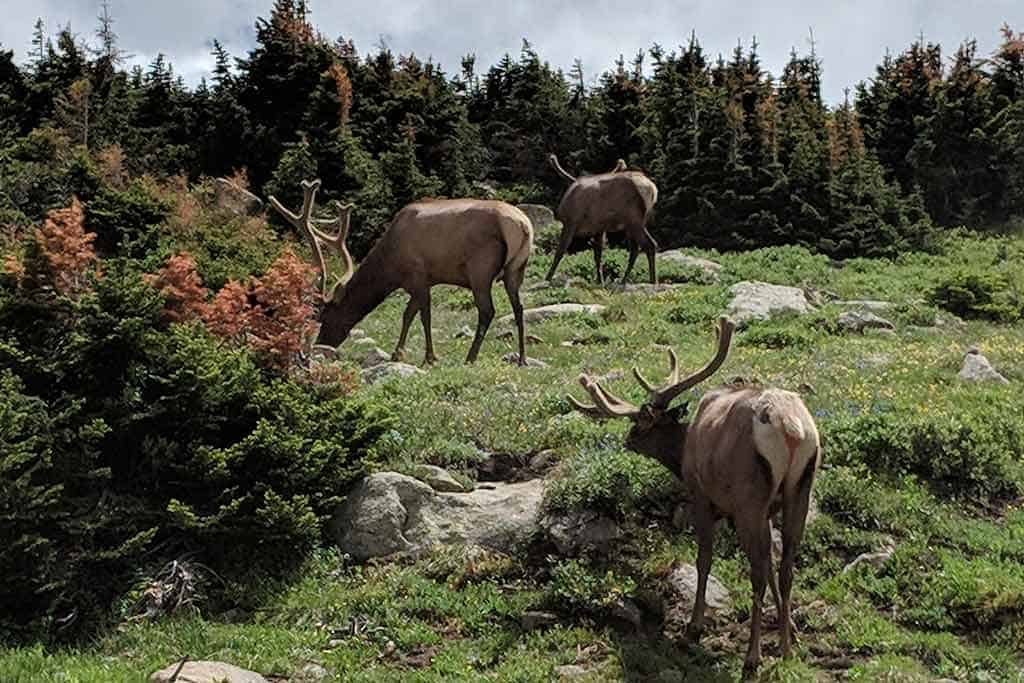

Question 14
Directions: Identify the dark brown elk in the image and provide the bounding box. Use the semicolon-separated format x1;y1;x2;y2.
546;154;659;285
269;180;534;365
567;317;821;673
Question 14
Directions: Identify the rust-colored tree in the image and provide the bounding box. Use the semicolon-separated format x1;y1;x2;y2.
145;252;209;323
246;249;317;370
28;198;98;296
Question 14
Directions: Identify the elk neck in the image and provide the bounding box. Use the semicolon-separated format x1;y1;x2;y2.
316;243;399;347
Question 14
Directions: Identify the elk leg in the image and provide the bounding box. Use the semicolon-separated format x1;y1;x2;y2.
465;285;495;364
685;498;717;644
766;518;784;622
503;266;527;366
545;224;574;282
414;288;437;365
640;227;659;285
592;233;606;285
622;240;640;284
780;458;817;658
392;298;420;362
740;516;771;675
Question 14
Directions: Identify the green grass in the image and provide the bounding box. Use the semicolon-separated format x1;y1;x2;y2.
4;235;1024;680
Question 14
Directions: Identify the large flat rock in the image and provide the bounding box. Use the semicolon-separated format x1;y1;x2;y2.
497;303;606;326
331;473;544;561
726;281;814;326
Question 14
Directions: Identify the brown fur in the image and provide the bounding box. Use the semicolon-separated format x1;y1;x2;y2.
568;319;821;673
546;154;659;285
320;198;533;365
270;183;533;365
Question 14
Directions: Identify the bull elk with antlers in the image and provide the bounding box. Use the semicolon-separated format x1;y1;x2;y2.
568;317;821;673
268;180;533;365
546;154;659;285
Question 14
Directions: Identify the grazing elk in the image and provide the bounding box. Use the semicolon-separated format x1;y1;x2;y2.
269;180;534;365
546;154;659;285
567;317;821;673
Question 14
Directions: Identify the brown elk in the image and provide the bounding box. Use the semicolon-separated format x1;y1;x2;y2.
268;180;533;365
546;154;659;285
567;317;820;673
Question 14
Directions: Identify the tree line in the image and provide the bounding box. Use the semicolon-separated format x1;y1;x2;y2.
1;0;1022;258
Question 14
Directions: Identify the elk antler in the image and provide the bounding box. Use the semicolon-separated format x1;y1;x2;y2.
268;179;355;301
567;374;641;419
641;317;735;408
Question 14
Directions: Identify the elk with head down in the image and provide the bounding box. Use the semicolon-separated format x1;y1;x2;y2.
567;317;820;673
268;180;533;365
546;155;659;285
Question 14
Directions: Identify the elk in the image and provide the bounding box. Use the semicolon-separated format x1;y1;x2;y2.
268;179;533;365
567;317;820;673
546;154;659;285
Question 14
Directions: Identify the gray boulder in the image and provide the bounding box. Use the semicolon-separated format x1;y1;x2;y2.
516;204;556;230
360;362;423;385
657;250;723;282
959;348;1009;385
727;281;814;326
151;661;267;683
542;510;621;556
413;464;470;493
359;347;392;369
331;473;544;561
213;178;264;216
497;303;605;326
837;310;896;334
664;564;731;623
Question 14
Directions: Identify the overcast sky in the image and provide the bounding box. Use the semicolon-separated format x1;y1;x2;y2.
1;0;1020;103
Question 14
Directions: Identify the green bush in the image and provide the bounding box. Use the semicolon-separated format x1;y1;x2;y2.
0;266;389;642
546;558;637;618
85;181;171;256
739;315;822;350
543;448;676;517
825;398;1024;501
928;268;1023;323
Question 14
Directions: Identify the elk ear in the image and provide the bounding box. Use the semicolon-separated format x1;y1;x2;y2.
666;403;689;422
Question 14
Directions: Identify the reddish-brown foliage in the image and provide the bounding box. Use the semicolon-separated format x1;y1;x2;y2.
327;62;353;127
33;198;97;296
146;252;210;323
246;249;317;370
96;144;127;188
204;279;252;342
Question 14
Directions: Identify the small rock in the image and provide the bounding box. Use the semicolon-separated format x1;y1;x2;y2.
658;250;723;282
727;281;814;326
360;347;392;369
360;362;424;385
520;610;560;631
665;564;732;617
516;204;556;230
528;450;556;473
292;662;330;683
213;178;263;216
543;510;620;556
504;353;548;368
351;336;379;348
349;328;368;340
608;282;687;294
497;303;606;326
837;310;896;334
834;300;893;311
959;349;1009;385
855;353;893;369
413;464;470;493
842;537;896;574
555;664;588;680
453;325;474;339
150;660;267;683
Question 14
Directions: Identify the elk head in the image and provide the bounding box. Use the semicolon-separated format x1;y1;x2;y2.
268;179;355;304
567;317;735;473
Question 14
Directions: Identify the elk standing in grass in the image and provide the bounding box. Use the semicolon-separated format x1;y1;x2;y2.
546;154;659;285
269;180;533;365
567;317;820;673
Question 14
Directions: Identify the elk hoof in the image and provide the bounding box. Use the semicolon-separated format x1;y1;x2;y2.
423;355;438;366
742;656;760;677
391;350;406;362
683;623;704;645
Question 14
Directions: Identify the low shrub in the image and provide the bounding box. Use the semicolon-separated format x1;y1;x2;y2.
546;558;637;618
928;268;1023;323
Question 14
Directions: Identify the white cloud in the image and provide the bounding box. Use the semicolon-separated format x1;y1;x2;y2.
1;0;1018;102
